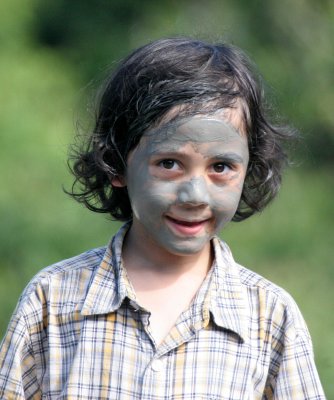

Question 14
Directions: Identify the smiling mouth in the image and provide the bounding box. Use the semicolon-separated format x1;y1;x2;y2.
165;216;210;235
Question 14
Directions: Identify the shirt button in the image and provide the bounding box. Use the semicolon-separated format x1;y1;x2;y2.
151;359;163;372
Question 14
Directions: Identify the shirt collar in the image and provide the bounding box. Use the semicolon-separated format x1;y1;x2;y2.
81;222;136;316
208;237;248;343
81;224;248;343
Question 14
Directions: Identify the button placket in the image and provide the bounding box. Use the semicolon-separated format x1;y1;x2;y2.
151;358;164;372
141;356;166;398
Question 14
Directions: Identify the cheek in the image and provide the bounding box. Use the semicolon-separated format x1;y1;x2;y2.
208;182;244;216
133;181;178;216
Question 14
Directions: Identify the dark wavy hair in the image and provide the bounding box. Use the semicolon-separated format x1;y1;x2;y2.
67;37;295;221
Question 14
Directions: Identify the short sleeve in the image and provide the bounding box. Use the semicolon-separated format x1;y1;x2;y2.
0;309;42;399
263;305;326;400
273;332;325;399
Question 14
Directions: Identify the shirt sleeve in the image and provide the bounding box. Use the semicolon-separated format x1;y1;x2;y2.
0;308;42;399
263;305;326;400
275;332;325;399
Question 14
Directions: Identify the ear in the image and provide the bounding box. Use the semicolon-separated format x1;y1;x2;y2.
110;175;126;188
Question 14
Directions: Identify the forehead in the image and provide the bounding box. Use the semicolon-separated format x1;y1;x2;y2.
140;115;247;153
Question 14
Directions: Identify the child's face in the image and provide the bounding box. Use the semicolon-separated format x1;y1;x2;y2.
118;114;249;257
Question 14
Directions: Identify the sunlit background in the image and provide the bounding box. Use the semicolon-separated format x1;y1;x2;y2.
0;0;333;396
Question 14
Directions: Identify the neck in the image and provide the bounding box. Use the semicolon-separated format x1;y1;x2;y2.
122;224;213;284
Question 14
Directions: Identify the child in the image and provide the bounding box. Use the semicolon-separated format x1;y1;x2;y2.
0;37;325;399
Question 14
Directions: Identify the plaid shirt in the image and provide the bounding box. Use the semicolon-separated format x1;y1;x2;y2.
0;224;325;399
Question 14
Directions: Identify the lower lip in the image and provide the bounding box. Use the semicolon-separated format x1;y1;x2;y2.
165;217;208;236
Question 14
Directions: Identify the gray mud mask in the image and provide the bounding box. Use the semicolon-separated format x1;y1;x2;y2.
125;116;249;256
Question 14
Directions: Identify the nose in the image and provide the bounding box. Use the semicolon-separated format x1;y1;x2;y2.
177;177;210;206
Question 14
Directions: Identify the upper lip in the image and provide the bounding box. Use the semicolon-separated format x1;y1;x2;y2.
165;215;211;224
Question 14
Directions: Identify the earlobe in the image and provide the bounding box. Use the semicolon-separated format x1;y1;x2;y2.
111;175;126;188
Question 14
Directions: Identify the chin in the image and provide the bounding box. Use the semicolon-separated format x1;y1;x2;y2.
162;237;211;256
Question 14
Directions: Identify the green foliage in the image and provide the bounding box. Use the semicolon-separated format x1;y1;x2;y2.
30;0;334;165
0;0;333;397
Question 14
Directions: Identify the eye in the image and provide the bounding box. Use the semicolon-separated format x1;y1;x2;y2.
212;162;230;173
159;159;178;170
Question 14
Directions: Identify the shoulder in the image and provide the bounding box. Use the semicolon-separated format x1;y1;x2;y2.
237;261;310;340
15;246;108;318
236;261;294;303
217;239;311;341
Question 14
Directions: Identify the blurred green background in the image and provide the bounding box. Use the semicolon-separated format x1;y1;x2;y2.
0;0;333;396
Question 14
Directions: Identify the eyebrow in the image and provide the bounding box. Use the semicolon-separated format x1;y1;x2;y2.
149;150;246;164
212;153;246;164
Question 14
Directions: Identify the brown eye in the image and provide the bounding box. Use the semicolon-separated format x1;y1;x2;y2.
213;163;228;173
